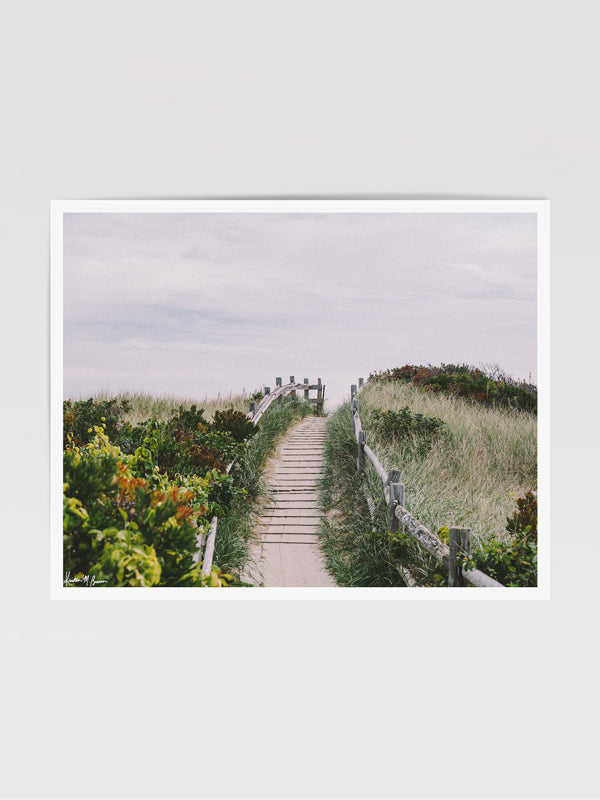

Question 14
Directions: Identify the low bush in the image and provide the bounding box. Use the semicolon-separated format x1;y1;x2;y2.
370;406;445;456
63;426;231;587
62;398;257;588
213;408;257;443
64;399;254;512
63;397;133;448
467;491;537;587
63;393;314;587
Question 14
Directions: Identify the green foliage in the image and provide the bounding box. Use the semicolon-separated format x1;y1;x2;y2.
154;405;251;481
63;427;218;587
63;392;312;587
156;426;229;476
166;404;210;434
63;397;133;448
90;527;162;587
467;492;538;586
86;404;249;511
369;363;537;413
437;526;450;544
63;400;255;488
506;490;537;540
370;406;445;455
213;407;257;443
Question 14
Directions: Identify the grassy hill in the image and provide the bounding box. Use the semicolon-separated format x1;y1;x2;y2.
319;365;537;587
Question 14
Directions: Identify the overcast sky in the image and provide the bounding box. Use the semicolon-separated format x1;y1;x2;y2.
63;211;537;409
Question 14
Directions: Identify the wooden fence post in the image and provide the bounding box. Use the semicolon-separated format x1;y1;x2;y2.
359;377;364;389
289;376;295;396
386;469;401;487
264;386;270;395
351;398;358;434
249;400;256;414
304;378;309;401
275;377;282;404
351;384;357;399
357;430;366;473
388;482;405;533
449;527;472;587
317;378;323;412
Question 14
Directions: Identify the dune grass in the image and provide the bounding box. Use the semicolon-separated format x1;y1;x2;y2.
90;390;251;426
359;381;537;543
319;404;432;586
319;379;537;586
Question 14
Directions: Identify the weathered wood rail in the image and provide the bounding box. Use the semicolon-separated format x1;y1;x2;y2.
350;380;503;588
248;376;324;424
195;376;325;577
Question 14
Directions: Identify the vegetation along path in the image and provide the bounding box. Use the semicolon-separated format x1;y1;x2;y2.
250;416;336;587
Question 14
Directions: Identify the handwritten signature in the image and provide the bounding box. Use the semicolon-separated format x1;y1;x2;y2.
64;571;108;587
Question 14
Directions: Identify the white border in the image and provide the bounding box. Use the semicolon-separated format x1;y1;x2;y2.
51;199;549;600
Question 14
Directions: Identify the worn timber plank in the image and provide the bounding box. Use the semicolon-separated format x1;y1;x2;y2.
247;416;336;587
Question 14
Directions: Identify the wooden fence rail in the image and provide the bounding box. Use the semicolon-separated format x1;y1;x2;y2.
196;376;324;577
350;381;503;588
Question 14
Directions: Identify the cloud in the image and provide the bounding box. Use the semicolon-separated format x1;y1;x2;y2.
62;211;537;404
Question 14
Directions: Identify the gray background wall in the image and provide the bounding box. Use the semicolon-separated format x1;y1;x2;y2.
1;1;598;798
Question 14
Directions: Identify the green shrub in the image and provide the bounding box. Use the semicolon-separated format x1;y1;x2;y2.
150;405;252;479
114;408;247;507
213;407;257;443
156;427;229;476
63;426;231;587
87;527;162;587
63;397;133;448
63;394;313;587
166;404;210;434
370;406;445;456
467;491;537;586
506;490;537;540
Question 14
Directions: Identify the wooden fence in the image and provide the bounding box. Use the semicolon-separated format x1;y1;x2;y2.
248;376;325;423
350;380;503;588
194;376;325;577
